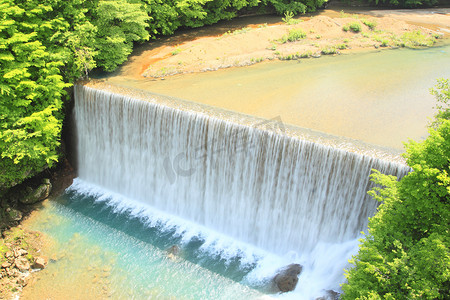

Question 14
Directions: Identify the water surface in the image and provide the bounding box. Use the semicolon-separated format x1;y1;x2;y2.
23;191;268;300
105;44;450;150
23;181;360;300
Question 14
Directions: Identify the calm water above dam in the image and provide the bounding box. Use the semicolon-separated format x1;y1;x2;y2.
106;43;450;150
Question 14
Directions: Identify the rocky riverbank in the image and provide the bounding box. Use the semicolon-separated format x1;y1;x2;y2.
0;160;75;299
0;226;48;299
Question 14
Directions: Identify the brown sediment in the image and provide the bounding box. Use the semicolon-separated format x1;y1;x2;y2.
139;48;174;76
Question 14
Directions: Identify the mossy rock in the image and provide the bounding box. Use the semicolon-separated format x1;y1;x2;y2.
7;208;22;221
19;179;52;205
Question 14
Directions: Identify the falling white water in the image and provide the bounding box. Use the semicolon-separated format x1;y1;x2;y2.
73;84;410;296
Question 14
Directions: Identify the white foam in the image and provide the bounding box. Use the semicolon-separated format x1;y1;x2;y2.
68;178;361;299
68;178;272;267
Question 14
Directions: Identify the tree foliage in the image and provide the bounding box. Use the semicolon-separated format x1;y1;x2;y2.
262;0;326;14
93;0;150;71
1;0;328;190
342;79;450;299
0;0;69;188
359;0;439;8
430;78;450;129
141;0;260;37
0;0;150;189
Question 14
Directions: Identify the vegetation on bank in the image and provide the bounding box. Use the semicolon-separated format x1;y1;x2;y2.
0;0;326;195
342;79;450;299
145;12;440;78
357;0;441;8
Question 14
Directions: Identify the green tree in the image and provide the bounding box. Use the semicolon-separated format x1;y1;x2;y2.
93;0;150;71
430;78;450;129
358;0;439;8
0;0;70;188
262;0;326;14
342;80;450;299
1;0;151;192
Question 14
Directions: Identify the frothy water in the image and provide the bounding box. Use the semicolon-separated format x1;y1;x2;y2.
70;84;411;298
61;179;358;299
25;194;267;299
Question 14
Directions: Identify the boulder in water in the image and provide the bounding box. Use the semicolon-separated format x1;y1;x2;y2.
166;245;180;261
273;263;303;293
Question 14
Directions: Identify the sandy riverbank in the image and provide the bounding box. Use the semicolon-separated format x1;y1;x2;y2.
112;8;449;79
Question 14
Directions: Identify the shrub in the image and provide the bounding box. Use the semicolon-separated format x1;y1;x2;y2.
282;11;301;25
400;30;435;48
380;39;390;47
300;50;313;58
343;22;362;33
280;28;306;43
321;47;338;55
362;19;377;30
171;48;182;55
430;78;450;128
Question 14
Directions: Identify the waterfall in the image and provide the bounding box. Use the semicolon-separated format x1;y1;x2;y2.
74;83;410;256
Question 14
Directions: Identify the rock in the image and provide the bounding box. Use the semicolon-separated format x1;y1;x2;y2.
166;245;180;261
167;245;180;256
14;257;30;272
8;208;22;221
16;276;26;286
32;257;47;269
20;179;52;204
2;261;11;268
5;251;13;258
7;268;20;277
14;249;28;257
273;264;303;293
